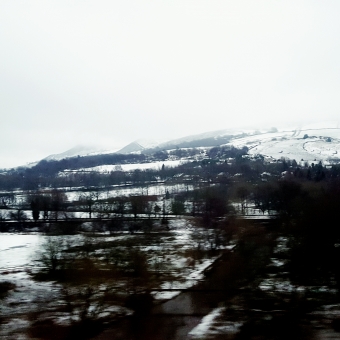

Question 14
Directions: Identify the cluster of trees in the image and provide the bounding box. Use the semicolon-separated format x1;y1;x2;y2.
30;153;147;176
3;143;340;191
208;145;248;159
248;176;340;287
0;190;68;224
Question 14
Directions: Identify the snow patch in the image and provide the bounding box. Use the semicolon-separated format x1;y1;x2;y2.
189;307;242;339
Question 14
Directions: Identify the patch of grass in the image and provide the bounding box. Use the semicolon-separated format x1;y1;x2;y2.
179;247;209;262
28;318;105;340
0;281;15;299
36;262;121;285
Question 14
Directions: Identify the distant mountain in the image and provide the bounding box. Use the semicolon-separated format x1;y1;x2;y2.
40;121;340;168
116;139;165;154
159;128;250;147
44;139;165;160
42;128;262;161
117;129;252;154
155;130;249;151
44;145;120;161
116;141;145;154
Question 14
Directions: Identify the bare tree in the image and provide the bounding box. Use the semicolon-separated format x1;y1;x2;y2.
37;237;65;273
51;190;68;221
0;193;15;208
79;192;97;218
10;209;27;223
129;195;147;218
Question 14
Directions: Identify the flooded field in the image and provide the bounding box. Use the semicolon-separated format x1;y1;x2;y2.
0;219;230;339
2;218;340;339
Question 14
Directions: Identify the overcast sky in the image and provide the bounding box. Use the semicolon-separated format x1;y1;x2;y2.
1;1;340;168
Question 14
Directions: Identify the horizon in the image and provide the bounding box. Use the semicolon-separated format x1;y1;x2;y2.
2;119;339;170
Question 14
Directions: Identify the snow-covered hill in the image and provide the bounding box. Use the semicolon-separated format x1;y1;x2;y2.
44;145;120;161
45;139;166;161
116;139;166;154
43;122;340;167
227;123;340;164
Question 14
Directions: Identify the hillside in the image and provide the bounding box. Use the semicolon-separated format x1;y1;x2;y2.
40;122;340;172
227;123;340;164
6;122;339;176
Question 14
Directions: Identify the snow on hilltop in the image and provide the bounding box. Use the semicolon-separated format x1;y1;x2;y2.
44;145;121;161
41;121;340;167
116;139;166;154
44;139;165;161
227;122;340;164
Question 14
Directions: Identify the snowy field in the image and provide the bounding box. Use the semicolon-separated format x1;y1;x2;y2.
65;182;193;202
227;124;340;163
0;233;43;270
0;219;226;338
61;159;187;174
189;307;242;339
